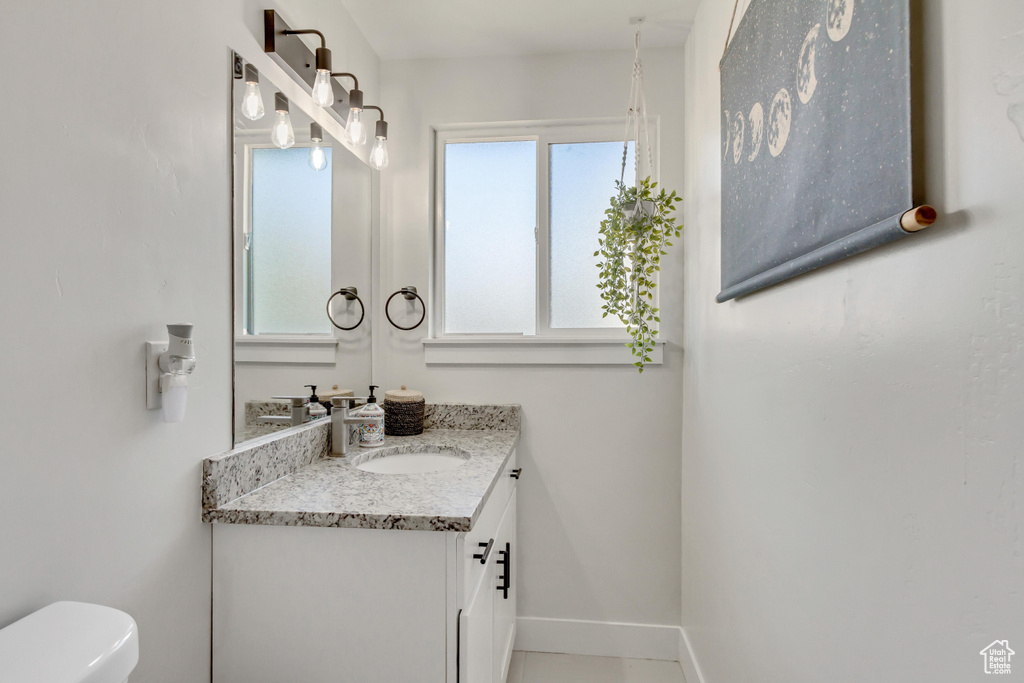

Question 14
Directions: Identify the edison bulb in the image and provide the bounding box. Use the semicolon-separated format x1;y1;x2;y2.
309;144;328;171
271;111;295;149
345;108;367;145
311;70;334;107
369;137;389;170
241;82;265;120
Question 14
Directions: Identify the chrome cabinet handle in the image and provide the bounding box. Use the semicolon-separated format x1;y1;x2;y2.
473;538;494;564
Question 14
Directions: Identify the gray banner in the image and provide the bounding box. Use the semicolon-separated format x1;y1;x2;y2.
716;211;909;302
718;0;913;302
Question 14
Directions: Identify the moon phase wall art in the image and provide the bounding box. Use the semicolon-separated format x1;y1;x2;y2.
717;0;915;303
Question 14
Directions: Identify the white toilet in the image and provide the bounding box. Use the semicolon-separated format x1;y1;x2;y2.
0;601;139;682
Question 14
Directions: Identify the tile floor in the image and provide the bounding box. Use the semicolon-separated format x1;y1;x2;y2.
506;651;687;683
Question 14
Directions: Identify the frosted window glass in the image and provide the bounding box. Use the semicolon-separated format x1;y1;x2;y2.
444;141;537;334
251;147;332;334
549;141;635;329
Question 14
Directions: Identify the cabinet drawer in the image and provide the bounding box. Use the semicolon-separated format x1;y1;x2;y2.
459;449;517;606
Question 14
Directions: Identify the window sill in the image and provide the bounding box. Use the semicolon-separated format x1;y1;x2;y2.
422;337;663;366
234;335;338;365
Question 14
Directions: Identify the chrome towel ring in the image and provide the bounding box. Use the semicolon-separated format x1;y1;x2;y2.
326;287;365;330
385;286;425;331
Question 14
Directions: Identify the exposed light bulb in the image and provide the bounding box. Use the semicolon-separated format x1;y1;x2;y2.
241;82;265;120
345;108;367;145
369;136;389;170
312;70;334;107
271;111;295;149
308;122;328;171
309;144;328;171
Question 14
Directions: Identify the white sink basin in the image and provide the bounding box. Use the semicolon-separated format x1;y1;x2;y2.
354;449;469;474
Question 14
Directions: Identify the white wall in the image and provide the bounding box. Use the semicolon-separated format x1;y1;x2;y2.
0;1;377;680
681;1;1024;680
378;49;686;636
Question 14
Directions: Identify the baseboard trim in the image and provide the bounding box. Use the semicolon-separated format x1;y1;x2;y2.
514;617;681;661
677;626;706;683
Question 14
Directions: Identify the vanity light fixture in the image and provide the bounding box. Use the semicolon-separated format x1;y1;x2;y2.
332;73;367;146
281;28;335;107
308;122;329;171
270;92;296;149
240;64;265;121
364;106;389;170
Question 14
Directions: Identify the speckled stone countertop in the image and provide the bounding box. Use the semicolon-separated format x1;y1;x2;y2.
204;404;519;532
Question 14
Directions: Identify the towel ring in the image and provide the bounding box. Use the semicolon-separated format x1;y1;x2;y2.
385;286;425;331
326;287;365;331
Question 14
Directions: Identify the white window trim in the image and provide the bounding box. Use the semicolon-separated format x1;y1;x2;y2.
428;119;661;365
234;335;338;365
422;336;663;366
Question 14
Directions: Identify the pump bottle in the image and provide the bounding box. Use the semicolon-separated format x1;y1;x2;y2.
355;385;385;447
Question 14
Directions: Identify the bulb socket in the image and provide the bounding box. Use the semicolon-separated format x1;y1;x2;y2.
244;63;259;85
375;120;388;139
315;47;332;73
348;88;363;111
310;122;324;143
275;92;289;113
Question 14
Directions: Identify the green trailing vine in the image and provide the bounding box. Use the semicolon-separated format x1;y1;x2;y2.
595;176;681;372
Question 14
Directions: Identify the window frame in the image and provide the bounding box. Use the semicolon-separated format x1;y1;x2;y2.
238;136;337;339
432;119;660;341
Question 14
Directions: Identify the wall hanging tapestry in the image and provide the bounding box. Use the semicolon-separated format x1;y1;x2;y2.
717;0;934;303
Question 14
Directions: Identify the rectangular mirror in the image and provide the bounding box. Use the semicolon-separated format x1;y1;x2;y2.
231;53;373;446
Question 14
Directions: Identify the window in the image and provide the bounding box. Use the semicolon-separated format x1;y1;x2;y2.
244;145;333;335
549;141;635;329
444;140;537;334
435;122;642;339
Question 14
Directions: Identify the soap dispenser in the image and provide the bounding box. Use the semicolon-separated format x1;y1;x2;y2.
355;385;385;447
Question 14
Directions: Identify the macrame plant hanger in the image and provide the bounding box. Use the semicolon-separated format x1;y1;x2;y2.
621;20;655;215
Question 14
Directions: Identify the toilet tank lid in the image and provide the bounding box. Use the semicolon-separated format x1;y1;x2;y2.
0;601;139;683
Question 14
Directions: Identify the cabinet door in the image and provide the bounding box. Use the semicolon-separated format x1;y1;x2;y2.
459;557;494;683
492;490;517;683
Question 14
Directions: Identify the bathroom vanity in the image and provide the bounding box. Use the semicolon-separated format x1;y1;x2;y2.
203;405;520;683
219;49;520;681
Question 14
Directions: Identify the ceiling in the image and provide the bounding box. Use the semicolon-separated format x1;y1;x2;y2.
339;0;700;61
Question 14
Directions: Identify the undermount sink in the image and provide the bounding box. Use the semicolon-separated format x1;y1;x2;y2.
353;448;470;474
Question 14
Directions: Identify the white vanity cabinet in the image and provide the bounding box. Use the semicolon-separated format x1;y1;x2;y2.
458;489;517;683
491;490;517;681
212;450;518;683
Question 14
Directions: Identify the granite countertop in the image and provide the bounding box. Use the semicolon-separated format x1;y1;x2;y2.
203;404;520;532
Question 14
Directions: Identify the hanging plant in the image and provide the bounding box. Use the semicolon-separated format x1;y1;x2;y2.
596;178;680;372
594;20;681;373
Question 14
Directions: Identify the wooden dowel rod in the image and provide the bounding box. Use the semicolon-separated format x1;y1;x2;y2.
901;205;938;232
